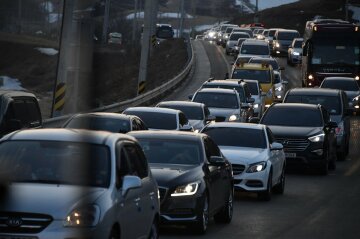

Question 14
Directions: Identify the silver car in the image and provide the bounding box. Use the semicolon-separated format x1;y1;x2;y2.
287;38;303;65
226;32;250;55
244;79;266;117
0;129;160;239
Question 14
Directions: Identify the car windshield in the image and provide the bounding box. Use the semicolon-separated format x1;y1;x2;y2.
311;41;360;65
65;115;130;133
261;107;323;127
203;127;266;149
232;69;271;83
245;82;259;95
241;44;269;55
137;139;201;165
284;95;341;115
230;34;246;41
124;110;177;129
193;92;239;109
156;26;173;39
277;31;300;40
321;80;360;92
226;27;234;33
249;59;279;70
269;30;277;37
0;141;110;187
294;40;303;48
202;84;245;102
159;104;204;120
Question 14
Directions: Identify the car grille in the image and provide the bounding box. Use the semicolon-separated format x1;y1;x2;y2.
276;137;309;151
158;187;168;204
232;164;246;175
215;116;226;122
0;212;52;234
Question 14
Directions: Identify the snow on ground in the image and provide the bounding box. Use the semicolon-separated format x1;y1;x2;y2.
349;4;360;22
126;12;193;20
35;48;59;56
0;76;25;91
235;0;298;10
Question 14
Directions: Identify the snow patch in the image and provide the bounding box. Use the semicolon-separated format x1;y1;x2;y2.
126;12;193;20
35;48;59;56
0;76;25;91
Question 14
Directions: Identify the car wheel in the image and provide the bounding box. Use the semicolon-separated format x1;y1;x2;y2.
109;226;120;239
273;166;285;194
258;171;272;201
148;219;159;239
191;193;209;234
214;188;233;223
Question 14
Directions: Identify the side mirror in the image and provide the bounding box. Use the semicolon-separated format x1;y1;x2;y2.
180;124;194;132
326;121;338;129
7;119;23;132
122;175;142;197
209;156;226;166
206;115;216;121
188;94;193;100
279;66;285;71
270;142;283;151
247;98;255;103
249;117;260;124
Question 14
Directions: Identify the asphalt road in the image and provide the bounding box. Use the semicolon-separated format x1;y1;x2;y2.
161;40;360;239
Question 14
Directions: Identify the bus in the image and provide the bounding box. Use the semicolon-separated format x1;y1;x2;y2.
301;19;360;87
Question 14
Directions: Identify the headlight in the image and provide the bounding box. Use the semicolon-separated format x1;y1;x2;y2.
194;129;200;133
246;161;267;173
275;42;280;48
293;52;300;56
308;74;314;80
225;35;229;39
355;76;359;81
353;96;359;101
171;182;199;197
229;114;239;122
254;104;259;109
275;86;283;92
219;33;222;37
64;205;100;227
308;133;325;142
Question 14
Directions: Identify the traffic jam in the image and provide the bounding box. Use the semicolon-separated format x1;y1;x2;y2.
0;17;360;239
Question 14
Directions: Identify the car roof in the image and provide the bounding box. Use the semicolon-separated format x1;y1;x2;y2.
157;101;204;108
196;88;238;94
73;112;132;120
124;106;181;115
288;88;341;96
293;38;304;41
204;122;265;130
271;103;321;110
276;29;299;33
128;130;204;141
233;63;272;70
323;77;356;82
1;128;135;145
203;79;246;87
0;90;36;99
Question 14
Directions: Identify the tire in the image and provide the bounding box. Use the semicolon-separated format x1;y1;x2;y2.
191;193;209;234
109;226;120;239
273;166;285;194
148;219;159;239
214;188;233;223
258;171;272;201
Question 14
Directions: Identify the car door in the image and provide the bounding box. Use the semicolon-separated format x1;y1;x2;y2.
123;142;157;238
203;137;228;212
266;127;282;181
321;107;337;159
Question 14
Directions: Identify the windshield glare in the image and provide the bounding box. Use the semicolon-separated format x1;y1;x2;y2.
0;141;110;187
203;127;266;148
232;69;271;83
138;139;201;165
193;92;239;109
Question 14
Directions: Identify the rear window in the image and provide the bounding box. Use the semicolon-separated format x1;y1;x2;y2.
245;82;259;95
231;69;271;84
240;44;269;55
202;84;245;102
65;115;131;133
277;31;300;40
284;95;341;115
124;110;177;130
321;80;359;92
193;92;239;109
230;33;246;41
261;106;323;127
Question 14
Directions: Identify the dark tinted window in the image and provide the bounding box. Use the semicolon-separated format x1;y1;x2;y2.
294;40;303;48
269;30;277;37
241;44;269;55
124;144;148;179
193;92;239;109
277;31;300;40
321;80;360;91
202;84;245;102
284;95;341;115
230;33;246;41
137;139;201;165
156;25;173;39
246;82;259;95
65;115;131;133
124;110;177;130
204;137;221;158
158;104;203;120
261;106;323;127
232;69;271;83
202;127;266;149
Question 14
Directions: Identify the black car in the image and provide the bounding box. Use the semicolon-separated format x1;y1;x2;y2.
128;131;233;234
63;112;148;133
283;88;351;160
259;103;337;174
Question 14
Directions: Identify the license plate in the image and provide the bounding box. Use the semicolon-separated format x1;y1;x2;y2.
285;153;296;158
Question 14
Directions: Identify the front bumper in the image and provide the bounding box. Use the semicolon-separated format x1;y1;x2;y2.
283;147;326;169
233;169;269;192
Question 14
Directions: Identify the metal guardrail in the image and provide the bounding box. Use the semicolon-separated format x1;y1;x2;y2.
43;38;195;128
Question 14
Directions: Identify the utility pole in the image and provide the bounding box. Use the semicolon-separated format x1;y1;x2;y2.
102;0;111;44
132;0;138;42
137;0;154;95
179;0;185;38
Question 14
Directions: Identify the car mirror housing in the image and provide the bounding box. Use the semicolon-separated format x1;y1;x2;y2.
206;115;216;121
249;117;260;124
122;175;142;197
271;142;283;151
209;156;226;166
188;94;193;100
180;124;194;132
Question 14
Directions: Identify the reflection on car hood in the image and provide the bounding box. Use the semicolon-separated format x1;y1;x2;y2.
219;146;267;164
208;108;239;118
189;119;205;130
266;125;323;138
150;164;202;188
1;184;106;219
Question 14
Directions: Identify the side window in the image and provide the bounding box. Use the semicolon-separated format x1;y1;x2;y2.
124;143;149;179
26;99;41;125
12;100;29;125
137;118;147;130
116;143;131;186
266;127;275;144
204;137;221;158
131;119;139;131
204;106;210;118
179;112;188;126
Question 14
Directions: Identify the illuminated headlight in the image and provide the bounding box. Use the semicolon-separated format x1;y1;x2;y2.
254;104;259;109
353;96;359;101
293;52;300;56
171;182;199;197
194;129;200;133
308;74;314;80
219;33;222;37
277;95;282;99
246;161;267;173
225;35;229;39
229;114;239;122
208;32;215;37
64;205;100;227
355;76;359;81
356;105;360;109
308;133;325;142
275;86;283;92
275;42;280;48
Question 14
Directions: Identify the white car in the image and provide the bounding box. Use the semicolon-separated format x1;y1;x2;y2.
288;38;303;65
244;79;266;117
201;122;286;201
0;129;160;238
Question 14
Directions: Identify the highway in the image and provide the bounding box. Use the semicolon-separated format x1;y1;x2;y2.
161;40;360;239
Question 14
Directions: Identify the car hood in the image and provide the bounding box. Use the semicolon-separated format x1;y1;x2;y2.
266;125;323;138
150;164;202;188
219;146;268;165
1;184;106;220
189;119;205;130
209;108;239;118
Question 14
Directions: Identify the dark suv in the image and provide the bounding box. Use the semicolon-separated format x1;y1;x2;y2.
259;103;337;174
283;88;351;160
